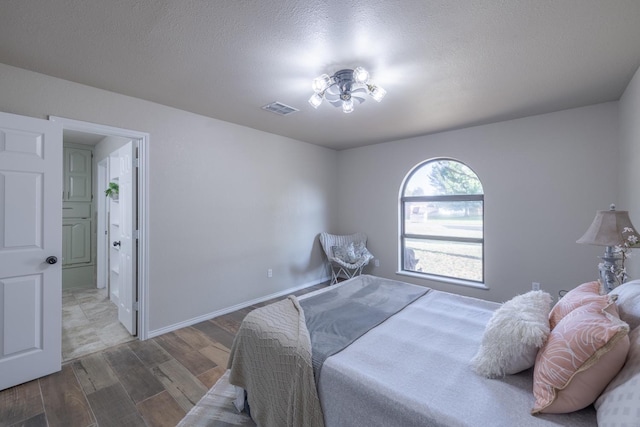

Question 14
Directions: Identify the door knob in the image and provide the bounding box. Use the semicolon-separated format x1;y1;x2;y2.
45;256;58;265
113;241;121;247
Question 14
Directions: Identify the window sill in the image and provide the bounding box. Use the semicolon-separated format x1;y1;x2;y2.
395;270;489;290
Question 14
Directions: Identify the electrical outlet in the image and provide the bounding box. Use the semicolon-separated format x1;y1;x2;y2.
532;282;540;291
374;259;380;267
267;268;273;278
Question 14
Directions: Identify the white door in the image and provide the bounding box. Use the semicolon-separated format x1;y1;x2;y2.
96;158;108;289
0;112;62;390
116;142;136;335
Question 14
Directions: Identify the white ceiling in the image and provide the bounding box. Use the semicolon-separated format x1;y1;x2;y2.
1;0;640;150
63;129;105;146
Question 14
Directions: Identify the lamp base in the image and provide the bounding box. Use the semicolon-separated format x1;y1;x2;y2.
598;246;621;292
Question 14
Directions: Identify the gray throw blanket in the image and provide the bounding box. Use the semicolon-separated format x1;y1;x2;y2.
300;275;429;384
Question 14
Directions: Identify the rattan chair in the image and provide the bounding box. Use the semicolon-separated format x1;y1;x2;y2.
319;232;374;285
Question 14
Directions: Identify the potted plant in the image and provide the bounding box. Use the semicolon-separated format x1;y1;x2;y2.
105;182;119;200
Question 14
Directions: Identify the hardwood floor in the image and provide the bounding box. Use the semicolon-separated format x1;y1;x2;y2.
0;283;328;427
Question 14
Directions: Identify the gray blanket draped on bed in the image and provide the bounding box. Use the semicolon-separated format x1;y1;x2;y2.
300;275;429;385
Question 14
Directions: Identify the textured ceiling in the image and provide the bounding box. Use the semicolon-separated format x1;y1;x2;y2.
1;0;640;150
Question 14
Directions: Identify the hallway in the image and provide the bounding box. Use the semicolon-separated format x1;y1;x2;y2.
62;287;135;361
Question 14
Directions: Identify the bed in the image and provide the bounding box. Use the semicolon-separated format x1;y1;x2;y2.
217;275;640;426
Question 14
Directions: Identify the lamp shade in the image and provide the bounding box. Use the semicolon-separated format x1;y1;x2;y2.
576;207;636;246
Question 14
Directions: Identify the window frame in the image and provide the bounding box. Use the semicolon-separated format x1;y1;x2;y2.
399;159;485;286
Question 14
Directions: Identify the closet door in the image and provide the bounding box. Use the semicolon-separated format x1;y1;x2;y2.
62;220;91;265
61;145;93;288
64;147;92;202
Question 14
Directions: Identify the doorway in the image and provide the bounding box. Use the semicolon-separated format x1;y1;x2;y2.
61;136;134;360
51;116;150;361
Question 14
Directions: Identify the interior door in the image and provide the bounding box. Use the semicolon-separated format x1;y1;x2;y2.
96;158;108;289
0;111;62;390
63;147;92;202
116;141;137;335
62;219;91;265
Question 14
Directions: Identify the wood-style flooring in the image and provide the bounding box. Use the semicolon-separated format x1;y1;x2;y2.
0;283;328;427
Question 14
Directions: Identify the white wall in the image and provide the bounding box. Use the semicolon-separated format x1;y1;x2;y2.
337;103;619;302
619;65;640;279
94;135;130;164
0;63;338;333
2;59;632;328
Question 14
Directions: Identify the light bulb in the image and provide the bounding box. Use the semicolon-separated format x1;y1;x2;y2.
353;67;369;84
312;74;331;93
369;85;387;102
342;98;354;113
308;93;323;108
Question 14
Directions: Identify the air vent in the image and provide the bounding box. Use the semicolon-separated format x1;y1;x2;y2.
261;102;299;116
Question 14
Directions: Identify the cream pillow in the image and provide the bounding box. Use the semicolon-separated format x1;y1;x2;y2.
595;326;640;426
472;290;552;378
532;300;630;414
548;281;610;329
610;280;640;330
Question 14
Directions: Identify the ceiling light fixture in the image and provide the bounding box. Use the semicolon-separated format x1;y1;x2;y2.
308;67;386;113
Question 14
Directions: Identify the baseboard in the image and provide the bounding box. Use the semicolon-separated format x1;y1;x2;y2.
147;276;331;339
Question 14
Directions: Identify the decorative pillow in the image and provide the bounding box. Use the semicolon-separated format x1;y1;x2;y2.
595;326;640;426
532;300;630;414
472;290;552;378
548;281;610;329
332;243;357;263
610;280;640;330
353;241;374;262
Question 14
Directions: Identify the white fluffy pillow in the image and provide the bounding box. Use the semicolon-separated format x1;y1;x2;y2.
472;290;552;378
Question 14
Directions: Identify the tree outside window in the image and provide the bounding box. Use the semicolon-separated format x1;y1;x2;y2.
400;158;484;282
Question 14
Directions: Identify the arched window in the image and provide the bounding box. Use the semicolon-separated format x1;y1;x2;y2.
400;158;484;283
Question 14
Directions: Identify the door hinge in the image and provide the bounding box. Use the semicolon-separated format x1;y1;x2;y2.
134;301;139;311
134;230;139;239
135;158;140;168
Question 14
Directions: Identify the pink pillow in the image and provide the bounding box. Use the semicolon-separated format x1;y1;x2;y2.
548;281;610;329
532;300;630;414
